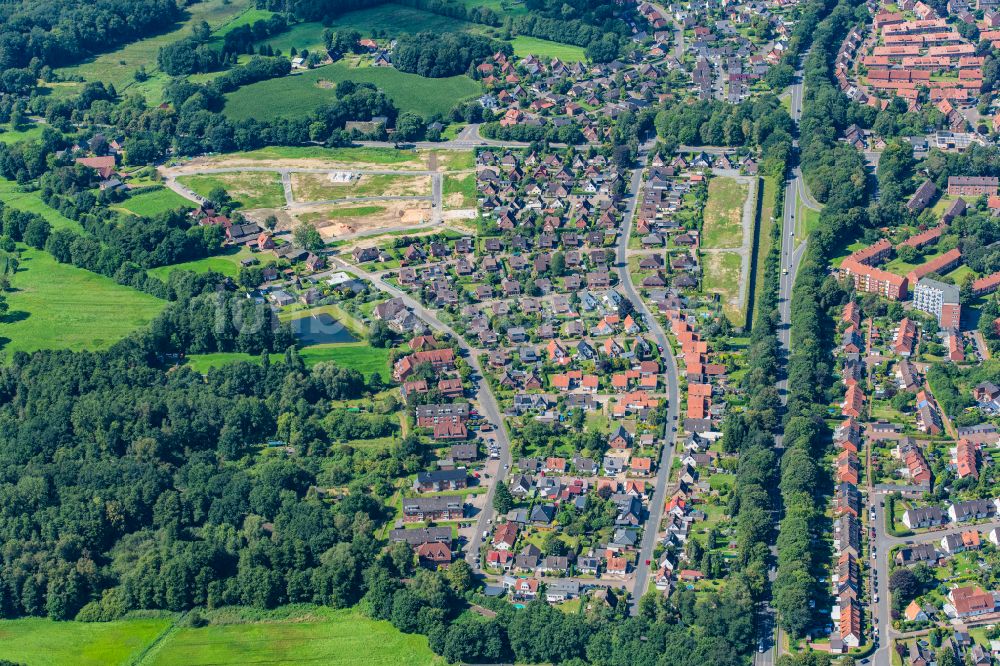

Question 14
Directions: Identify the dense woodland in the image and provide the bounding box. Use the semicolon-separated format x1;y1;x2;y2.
393;33;509;78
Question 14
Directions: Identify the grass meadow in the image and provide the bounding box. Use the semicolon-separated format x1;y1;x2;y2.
0;616;172;666
224;62;480;121
702;176;748;250
186;341;391;378
147;246;254;281
0;178;85;233
2;247;165;354
177;172;286;209
116;187;196;217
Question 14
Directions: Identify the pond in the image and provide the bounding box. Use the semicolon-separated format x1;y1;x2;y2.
289;312;358;345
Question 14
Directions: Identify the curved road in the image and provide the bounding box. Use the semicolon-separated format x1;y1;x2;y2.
326;257;514;571
616;141;683;614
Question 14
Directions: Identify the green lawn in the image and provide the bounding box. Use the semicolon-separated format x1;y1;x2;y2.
0;616;172;666
299;205;387;225
2;247;166;354
749;175;776;328
0;178;85;233
510;36;586;61
145;609;442;666
224;62;480;121
186;341;391;378
177;172;286;209
147;247;253;280
702;177;748;250
115;187;196;217
255;20;328;54
54;0;254;104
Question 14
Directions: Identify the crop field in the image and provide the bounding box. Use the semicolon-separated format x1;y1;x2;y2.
147;247;253;280
0;616;172;666
3;247;166;354
291;173;431;202
116;188;196;217
55;0;254;103
702;177;748;250
224;62;480;120
510;36;587;61
0;178;85;233
145;609;441;666
177;172;286;209
186;341;392;378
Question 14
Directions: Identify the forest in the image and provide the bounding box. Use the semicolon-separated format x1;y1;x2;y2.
393;33;509;78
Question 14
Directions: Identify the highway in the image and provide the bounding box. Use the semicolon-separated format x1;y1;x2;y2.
325;258;514;571
615;140;683;615
756;54;813;666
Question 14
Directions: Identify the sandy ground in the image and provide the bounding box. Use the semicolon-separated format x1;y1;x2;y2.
287;201;433;239
290;173;431;201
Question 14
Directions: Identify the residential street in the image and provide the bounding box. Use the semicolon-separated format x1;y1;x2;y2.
326;257;514;572
616;140;683;614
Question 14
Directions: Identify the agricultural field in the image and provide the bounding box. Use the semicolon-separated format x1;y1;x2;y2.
223;62;480;121
0;178;85;233
144;609;442;666
0;616;173;666
147;247;254;280
510;36;587;61
702;176;749;249
54;0;254;103
2;247;166;355
115;187;196;217
177;172;286;209
185;341;392;378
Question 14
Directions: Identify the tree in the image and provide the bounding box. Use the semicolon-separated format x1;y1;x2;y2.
394;113;426;142
493;482;513;515
369;320;394;348
293;223;324;252
888;568;918;601
446;560;473;593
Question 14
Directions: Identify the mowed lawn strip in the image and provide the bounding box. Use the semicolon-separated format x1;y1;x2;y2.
702;176;748;250
146;609;443;666
223;63;480;121
0;616;172;666
177;172;286;209
4;247;166;354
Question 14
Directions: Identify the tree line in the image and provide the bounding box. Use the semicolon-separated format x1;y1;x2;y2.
393;32;509;78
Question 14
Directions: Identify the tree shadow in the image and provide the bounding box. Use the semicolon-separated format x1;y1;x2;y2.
0;310;29;324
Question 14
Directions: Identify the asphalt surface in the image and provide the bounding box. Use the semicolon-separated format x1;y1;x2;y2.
615;140;683;615
326;258;514;571
756;56;811;666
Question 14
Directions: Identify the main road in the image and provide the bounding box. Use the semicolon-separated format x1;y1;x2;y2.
325;258;513;571
757;53;814;666
615;139;683;615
